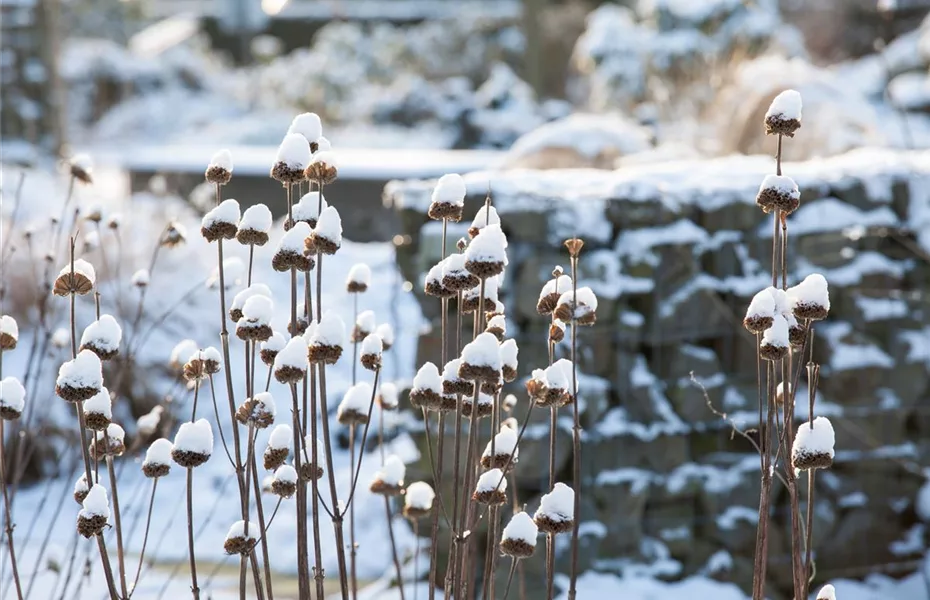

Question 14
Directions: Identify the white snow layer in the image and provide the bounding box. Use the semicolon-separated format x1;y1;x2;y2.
470;205;501;230
241;295;274;325
287;113;323;142
57;350;103;390
131;269;150;286
356;310;376;333
83;388;111;416
144;438;173;466
310;150;338;169
262;332;287;353
278;221;311;252
310;311;345;347
274;337;309;370
405;481;435;509
431;173;467;206
58;258;97;286
413;362;442;392
347;263;371;286
173;419;214;454
339;383;373;417
461;332;502;370
268;424;292;450
137;406;164;435
540;275;573;299
80;484;110;518
74;472;97;495
374;455;405;486
499;338;518;368
746;289;776;319
209;149;233;171
81;314;122;352
536;482;574;521
231;284;273;314
275;133;311;169
0;377;26;412
759;174;799;197
202;198;241;228
817;584;837;600
1;315;19;339
475;469;507;494
94;423;124;445
465;224;509;265
375;323;394;346
251;392;276;418
274;465;298;484
766;89;803;121
793;417;836;457
239;204;273;232
314;206;343;244
788;273;830;309
483;427;518;458
226;520;258;541
360;334;382;356
171;339;199;366
378;382;399;408
762;314;789;347
502;511;538;544
293;192;327;222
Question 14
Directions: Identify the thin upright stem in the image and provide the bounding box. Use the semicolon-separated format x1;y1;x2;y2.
129;478;158;597
501;558;518;600
350;424;358;600
186;468;200;600
567;255;581;599
0;420;24;600
105;451;129;599
318;363;350;600
385;496;406;600
310;364;326;600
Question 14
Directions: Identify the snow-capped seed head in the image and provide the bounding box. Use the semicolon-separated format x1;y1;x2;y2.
89;423;126;458
52;328;70;349
264;424;292;470
131;269;150;288
305;150;338;185
410;362;442;409
816;584;836;600
359;334;383;371
307;311;345;365
273;337;309;383
756;174;800;215
534;482;575;534
77;485;109;538
229;284;273;322
137;406;164;437
486;314;506;341
744;288;776;334
498;338;518;382
554;287;598;326
260;332;287;366
440;253;479;292
538;274;573;314
469;205;501;237
764;89;802;137
74;472;98;504
375;323;394;350
272;221;314;273
500;512;538;558
160;221;187;248
287;113;323;144
787;273;830;321
142;438;173;478
346;263;372;293
236;391;276;429
502;394;517;413
201;199;241;242
183;347;222;381
272;133;311;183
79;314;122;361
428;173;467;221
370;454;406;496
353;310;376;341
404;481;435;518
0;315;19;350
338;382;373;426
271;465;299;498
792;416;835;471
0;377;25;421
306;206;342;255
473;469;507;505
54;259;96;296
237;204;273;246
425;262;454;298
82;388;112;430
464;224;508;279
481;426;518;470
224;520;258;555
69;154;93;184
314;136;331;152
171;419;213;468
291;192;327;228
760;314;789;361
56;350;103;402
377;382;399;410
459;332;502;381
205;149;233;184
170;339;199;369
236;295;274;342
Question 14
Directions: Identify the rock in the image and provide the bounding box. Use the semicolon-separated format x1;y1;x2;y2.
606;191;680;230
647;277;731;345
593;468;651;556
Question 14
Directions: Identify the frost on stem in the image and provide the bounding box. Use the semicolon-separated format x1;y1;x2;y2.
759;314;789;361
236;295;275;342
307;311;345;365
537;274;573;315
428;173;466;222
500;338;518;382
171;419;214;468
351;309;376;343
229;284;273;322
205;149;233;185
237;203;273;246
465;224;508;279
273;337;309;384
271;465;298;498
473;468;507;505
375;323;394;351
53;259;96;296
56;349;103;403
459;332;502;381
305;205;342;255
359;333;383;371
82;387;112;430
271;133;311;184
764;89;802;137
403;481;435;519
143;438;173;478
0;315;19;350
756;175;800;215
0;376;25;421
224;520;258;555
481;426;518;470
500;512;538;558
290;192;327;229
346;263;371;293
410;362;442;410
236;391;276;429
273;222;315;272
787;273;830;321
370;454;405;496
264;424;292;470
260;332;287;366
79;314;122;361
534;482;575;534
201;199;241;242
554;286;598;326
77;485;109;538
792;416;836;471
337;382;373;426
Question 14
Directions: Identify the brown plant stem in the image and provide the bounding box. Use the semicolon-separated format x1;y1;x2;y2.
250;450;274;600
385;496;406;600
350;423;358;600
309;366;326;600
129;478;158;597
567;253;581;599
186;467;200;599
105;447;129;599
318;361;351;600
0;419;23;600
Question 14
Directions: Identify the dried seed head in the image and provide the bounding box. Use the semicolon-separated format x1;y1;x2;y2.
53;259;96;296
564;238;584;258
456;238;467;252
235;392;276;429
0;315;19;351
205;149;233;185
69;154;93;184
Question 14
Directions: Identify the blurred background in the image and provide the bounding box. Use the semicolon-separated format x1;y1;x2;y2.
2;0;930;599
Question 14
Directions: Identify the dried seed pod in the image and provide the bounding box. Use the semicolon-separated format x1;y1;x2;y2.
0;376;25;421
201;199;240;242
171;419;213;468
304;151;338;185
337;383;372;426
764;90;802;137
792;417;835;471
534;483;574;534
756;175;800;215
0;315;18;351
500;512;537;558
271;133;310;184
53;259;96;296
472;469;507;505
236;392;276;429
223;521;258;555
369;455;405;496
271;465;298;498
56;350;103;403
205;149;233;185
236;204;272;246
142;439;173;478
